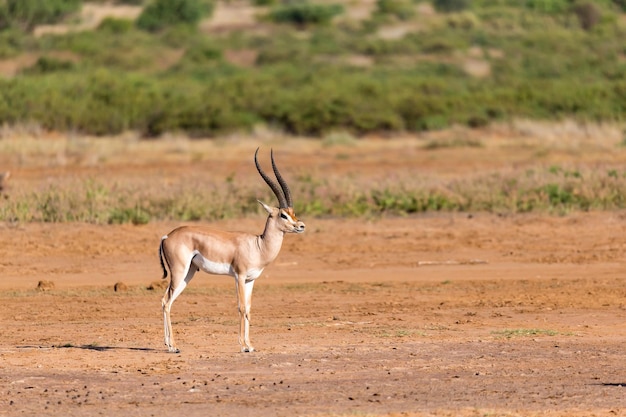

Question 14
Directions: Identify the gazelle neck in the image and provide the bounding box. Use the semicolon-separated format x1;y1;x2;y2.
257;215;285;260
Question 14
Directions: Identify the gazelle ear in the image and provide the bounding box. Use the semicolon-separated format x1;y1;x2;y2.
257;200;273;214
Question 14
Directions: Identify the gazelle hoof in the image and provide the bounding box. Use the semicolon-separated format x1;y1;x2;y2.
241;346;255;353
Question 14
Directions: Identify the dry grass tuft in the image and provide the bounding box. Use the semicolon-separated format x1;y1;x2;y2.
0;171;9;192
37;280;55;291
147;280;169;291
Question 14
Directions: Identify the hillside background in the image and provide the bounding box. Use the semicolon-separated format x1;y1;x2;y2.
0;0;625;138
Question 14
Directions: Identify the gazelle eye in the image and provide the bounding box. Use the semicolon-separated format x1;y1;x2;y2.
280;212;288;220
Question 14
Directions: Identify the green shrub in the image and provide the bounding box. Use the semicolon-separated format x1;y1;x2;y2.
432;0;472;13
375;0;415;20
159;24;198;48
572;2;602;31
0;7;9;31
612;0;626;11
44;27;163;71
445;11;480;29
253;0;278;5
0;28;27;58
255;36;312;65
0;0;81;31
267;1;344;27
524;0;570;13
178;40;223;65
97;17;135;33
108;207;151;225
136;0;213;32
22;56;76;74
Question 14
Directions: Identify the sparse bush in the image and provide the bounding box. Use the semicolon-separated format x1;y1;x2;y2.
267;1;344;27
253;0;277;5
178;40;222;65
375;0;415;20
6;163;626;223
394;92;448;132
22;56;75;74
466;114;490;128
432;0;472;13
159;24;198;47
445;11;480;30
0;28;28;58
525;0;569;13
136;0;213;32
0;0;81;31
572;1;601;31
255;36;311;65
98;17;134;33
108;206;151;225
0;7;9;32
611;0;626;11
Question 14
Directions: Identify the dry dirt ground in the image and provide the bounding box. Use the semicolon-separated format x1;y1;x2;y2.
0;131;625;416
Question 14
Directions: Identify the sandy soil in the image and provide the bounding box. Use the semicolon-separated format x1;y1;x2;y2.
0;133;625;416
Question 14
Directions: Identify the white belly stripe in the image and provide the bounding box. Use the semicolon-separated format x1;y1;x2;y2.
190;252;264;281
191;252;234;276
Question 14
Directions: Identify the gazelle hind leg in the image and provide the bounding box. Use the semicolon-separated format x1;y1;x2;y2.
162;263;197;353
162;287;179;353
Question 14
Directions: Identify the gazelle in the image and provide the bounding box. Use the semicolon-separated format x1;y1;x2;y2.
158;148;305;353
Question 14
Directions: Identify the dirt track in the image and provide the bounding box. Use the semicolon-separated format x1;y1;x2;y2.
0;134;625;416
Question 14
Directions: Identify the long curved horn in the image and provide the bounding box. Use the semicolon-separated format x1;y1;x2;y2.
255;148;287;208
270;149;293;207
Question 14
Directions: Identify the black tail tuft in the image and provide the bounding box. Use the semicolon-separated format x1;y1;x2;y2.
159;236;168;280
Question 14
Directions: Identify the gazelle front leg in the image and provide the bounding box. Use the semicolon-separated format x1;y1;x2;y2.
236;277;256;352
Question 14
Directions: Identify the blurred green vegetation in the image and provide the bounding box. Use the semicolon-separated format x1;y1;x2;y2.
0;0;625;136
3;164;626;223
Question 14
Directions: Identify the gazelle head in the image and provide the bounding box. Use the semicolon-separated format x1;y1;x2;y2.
255;148;305;234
